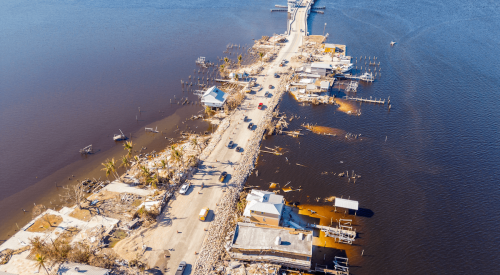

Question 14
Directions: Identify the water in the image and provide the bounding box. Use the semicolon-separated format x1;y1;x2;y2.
0;0;286;239
1;0;500;273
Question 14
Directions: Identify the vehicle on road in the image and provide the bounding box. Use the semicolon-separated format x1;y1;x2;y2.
236;146;242;152
264;91;269;97
243;116;248;122
219;171;228;182
199;207;209;221
228;141;234;148
248;122;254;129
274;73;279;78
175;261;187;275
268;85;273;89
258;103;263;109
179;182;191;195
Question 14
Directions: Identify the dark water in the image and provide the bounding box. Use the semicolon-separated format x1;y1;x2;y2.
0;0;286;239
246;0;500;274
2;0;500;273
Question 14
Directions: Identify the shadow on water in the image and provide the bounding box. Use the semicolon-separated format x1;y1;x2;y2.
350;208;374;218
312;246;347;270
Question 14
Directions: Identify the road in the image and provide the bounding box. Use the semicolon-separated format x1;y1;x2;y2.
133;1;311;273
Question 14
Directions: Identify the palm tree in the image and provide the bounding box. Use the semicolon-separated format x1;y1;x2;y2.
219;64;225;78
237;54;242;68
160;159;170;178
170;146;184;170
120;155;130;169
101;158;119;179
190;137;201;154
259;52;264;65
147;174;159;189
204;105;214;117
234;73;239;82
35;254;49;275
123;141;133;157
224;56;229;66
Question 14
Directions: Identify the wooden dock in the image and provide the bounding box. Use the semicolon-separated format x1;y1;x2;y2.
308;224;356;239
270;8;287;12
343;96;385;104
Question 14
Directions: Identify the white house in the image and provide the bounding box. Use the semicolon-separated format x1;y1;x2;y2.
201;86;228;108
310;63;333;76
243;190;284;226
229;72;249;80
320;80;331;91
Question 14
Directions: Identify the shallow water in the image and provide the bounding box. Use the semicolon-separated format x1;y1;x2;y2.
0;0;286;239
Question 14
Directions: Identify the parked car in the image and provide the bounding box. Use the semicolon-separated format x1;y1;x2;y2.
175;261;187;275
199;207;209;221
179;182;191;195
264;91;269;97
236;146;242;152
258;103;263;109
248;122;254;129
274;73;279;78
219;171;228;182
228;141;234;148
243;116;248;122
268;85;273;89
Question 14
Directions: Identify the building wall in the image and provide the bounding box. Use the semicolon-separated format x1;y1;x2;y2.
249;210;281;226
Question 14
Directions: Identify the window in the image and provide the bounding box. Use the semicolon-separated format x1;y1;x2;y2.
261;212;264;214
263;218;266;222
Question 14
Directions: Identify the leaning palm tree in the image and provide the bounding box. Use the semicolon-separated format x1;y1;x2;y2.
101;158;119;179
120;155;130;169
259;52;264;65
123;141;133;157
224;56;229;66
35;254;49;275
237;54;242;68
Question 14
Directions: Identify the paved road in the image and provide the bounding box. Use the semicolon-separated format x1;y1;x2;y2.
140;1;311;273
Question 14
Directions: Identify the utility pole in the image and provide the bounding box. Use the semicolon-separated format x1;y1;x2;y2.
323;22;327;36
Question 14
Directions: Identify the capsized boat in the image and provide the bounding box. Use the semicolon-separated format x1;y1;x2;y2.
113;129;126;141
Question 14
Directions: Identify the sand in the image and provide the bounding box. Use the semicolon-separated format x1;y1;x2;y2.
334;98;358;114
26;214;63;232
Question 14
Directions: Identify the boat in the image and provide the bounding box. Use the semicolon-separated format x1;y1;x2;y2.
145;126;159;133
113;129;126;141
340;63;353;73
390;41;396;46
79;144;93;154
359;72;374;82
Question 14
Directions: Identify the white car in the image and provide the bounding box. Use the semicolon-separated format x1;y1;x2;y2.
179;182;191;195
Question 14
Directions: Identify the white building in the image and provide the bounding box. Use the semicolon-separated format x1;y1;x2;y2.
243;190;284;226
201;86;228;108
320;80;331;91
310;63;333;76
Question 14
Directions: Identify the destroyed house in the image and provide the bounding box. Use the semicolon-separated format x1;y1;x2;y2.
243;190;284;226
310;63;333;76
229;223;313;270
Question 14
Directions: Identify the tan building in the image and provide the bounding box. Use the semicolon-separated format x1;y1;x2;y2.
229;222;313;270
243;190;284;226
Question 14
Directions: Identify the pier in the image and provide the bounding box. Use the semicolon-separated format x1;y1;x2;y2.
343;96;386;104
270;8;287;12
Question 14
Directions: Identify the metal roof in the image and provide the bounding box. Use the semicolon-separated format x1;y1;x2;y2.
232;223;312;256
334;198;359;210
311;62;332;69
244;190;284;216
201;86;228;106
58;263;109;275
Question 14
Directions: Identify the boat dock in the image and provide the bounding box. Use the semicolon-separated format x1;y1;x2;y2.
270;9;287;12
343;96;386;104
308;223;356;244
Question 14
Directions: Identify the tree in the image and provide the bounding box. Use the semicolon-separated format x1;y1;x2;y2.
60;181;87;210
123;141;133;157
237;54;242;68
147;174;159;189
35;254;50;275
101;158;119;179
204;106;214;117
190;137;201;154
224;56;229;66
259;52;264;65
170;146;184;170
234;73;239;82
219;64;225;78
120;155;131;169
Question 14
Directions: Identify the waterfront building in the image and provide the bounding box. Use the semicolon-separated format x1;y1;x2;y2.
201;86;228;108
243;190;284;226
228;222;313;270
